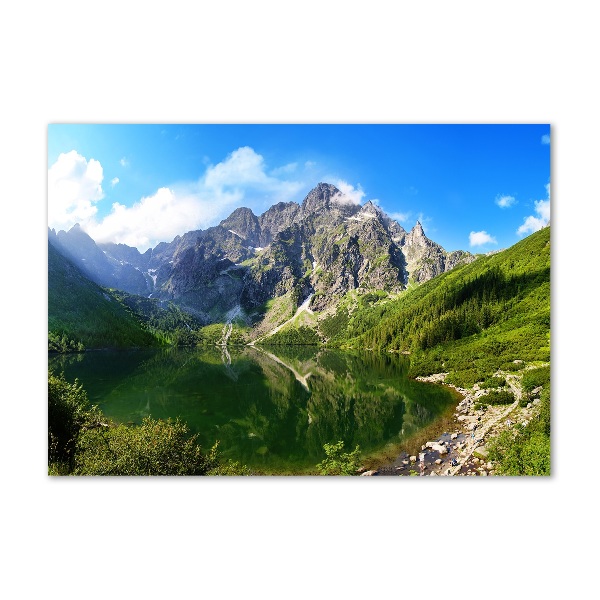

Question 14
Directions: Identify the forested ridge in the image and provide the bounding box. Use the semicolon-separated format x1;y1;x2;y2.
325;227;550;388
48;242;159;350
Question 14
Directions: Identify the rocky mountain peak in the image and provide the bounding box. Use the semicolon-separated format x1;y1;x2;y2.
403;220;432;250
301;182;341;213
219;206;260;246
358;200;382;218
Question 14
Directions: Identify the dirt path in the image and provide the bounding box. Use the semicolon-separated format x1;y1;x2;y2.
447;379;520;475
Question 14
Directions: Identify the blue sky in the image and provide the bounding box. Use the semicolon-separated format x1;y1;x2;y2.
48;124;550;252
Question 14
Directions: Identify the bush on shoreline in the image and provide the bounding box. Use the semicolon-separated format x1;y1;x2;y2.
488;387;550;475
48;371;249;476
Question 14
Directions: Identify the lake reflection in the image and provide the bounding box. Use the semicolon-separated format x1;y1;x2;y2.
49;346;456;473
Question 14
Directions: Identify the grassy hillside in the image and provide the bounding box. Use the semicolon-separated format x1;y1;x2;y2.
48;242;159;350
330;227;550;387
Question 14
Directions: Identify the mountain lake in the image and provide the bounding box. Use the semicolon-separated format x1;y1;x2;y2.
49;346;459;474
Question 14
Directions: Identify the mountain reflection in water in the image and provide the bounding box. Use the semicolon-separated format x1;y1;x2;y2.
49;346;456;473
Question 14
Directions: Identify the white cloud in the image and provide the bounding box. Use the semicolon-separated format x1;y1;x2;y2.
203;147;303;202
469;231;497;246
495;194;516;209
111;177;119;187
517;184;551;235
87;187;227;251
304;161;316;169
270;162;298;176
389;211;411;223
331;180;365;205
48;150;104;231
541;134;550;145
120;157;128;167
49;146;312;251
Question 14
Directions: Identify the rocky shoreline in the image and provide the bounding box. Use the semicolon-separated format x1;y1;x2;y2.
360;366;545;476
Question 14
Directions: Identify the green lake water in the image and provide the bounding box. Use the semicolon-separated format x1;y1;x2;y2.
49;346;457;473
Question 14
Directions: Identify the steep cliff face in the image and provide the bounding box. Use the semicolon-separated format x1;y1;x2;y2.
400;221;476;283
49;182;474;331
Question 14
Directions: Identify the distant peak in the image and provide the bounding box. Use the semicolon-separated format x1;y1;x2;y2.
229;206;256;218
413;221;425;235
301;182;341;211
360;200;380;212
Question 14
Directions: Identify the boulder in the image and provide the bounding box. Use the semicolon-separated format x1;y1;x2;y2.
473;446;489;461
360;470;378;476
410;456;417;462
435;459;442;465
431;444;448;455
451;433;458;440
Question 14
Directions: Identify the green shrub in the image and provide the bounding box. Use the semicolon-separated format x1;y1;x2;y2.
479;376;506;389
74;417;218;476
483;390;514;405
488;389;550;476
316;441;361;475
48;371;102;470
521;365;550;393
500;361;525;372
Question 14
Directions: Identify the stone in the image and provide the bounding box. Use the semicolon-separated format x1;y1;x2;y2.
533;398;541;405
430;443;447;455
361;470;377;476
473;446;489;460
410;456;417;462
435;459;442;465
451;433;458;440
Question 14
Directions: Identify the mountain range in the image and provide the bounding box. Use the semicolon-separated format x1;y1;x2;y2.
48;182;476;343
